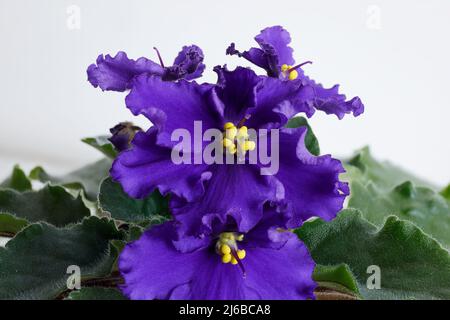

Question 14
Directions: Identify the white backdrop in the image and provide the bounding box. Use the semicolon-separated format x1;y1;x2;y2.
0;0;449;185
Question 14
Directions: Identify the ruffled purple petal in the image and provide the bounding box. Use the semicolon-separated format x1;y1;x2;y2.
226;43;267;71
119;221;249;300
171;232;316;299
110;128;209;201
243;232;316;300
298;71;364;119
120;217;316;300
213;66;261;124
171;164;280;236
125;75;221;147
254;26;294;69
275;127;349;226
171;45;205;81
226;26;294;77
200;203;291;250
119;222;207;300
246;76;315;129
244;202;293;249
180;253;249;299
87;51;163;92
226;26;365;119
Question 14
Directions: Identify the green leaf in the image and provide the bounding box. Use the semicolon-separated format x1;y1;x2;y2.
82;136;117;159
344;148;450;248
0;184;90;228
343;147;436;190
0;165;32;192
30;158;112;200
441;184;450;203
285;116;320;156
0;212;28;236
65;287;126;300
314;264;360;298
348;180;450;248
297;209;450;300
0;216;124;299
126;224;146;241
99;177;169;223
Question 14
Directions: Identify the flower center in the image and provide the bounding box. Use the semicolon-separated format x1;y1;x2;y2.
281;60;312;80
222;122;256;155
216;232;247;269
281;64;298;80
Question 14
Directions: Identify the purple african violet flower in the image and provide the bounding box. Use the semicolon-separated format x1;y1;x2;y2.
227;26;364;119
111;66;348;235
87;45;205;92
109;122;143;152
119;204;316;300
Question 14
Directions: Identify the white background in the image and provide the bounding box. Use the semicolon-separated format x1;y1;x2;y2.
0;0;449;186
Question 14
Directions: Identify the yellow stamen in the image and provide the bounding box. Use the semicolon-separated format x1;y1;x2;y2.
222;138;233;148
236;126;248;139
225;127;237;140
222;253;232;264
216;232;247;268
288;69;298;80
237;250;246;260
243;140;256;151
281;64;298;80
220;244;231;255
223;122;235;130
228;144;237;154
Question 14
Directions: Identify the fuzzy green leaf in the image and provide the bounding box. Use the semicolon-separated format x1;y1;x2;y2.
344;148;450;248
285;116;320;156
343;147;435;190
441;184;450;203
82;136;117;159
0;212;28;236
65;287;126;300
348;181;450;248
297;209;450;300
0;184;90;228
99;177;169;223
29;158;112;200
0;166;32;192
0;217;124;299
314;264;360;298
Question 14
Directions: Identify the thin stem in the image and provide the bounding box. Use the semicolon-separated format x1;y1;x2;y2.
237;114;251;128
153;47;165;68
0;232;14;238
54;271;124;300
288;60;313;72
231;251;246;278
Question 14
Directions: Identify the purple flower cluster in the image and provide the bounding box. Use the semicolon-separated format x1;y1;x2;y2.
88;26;364;300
